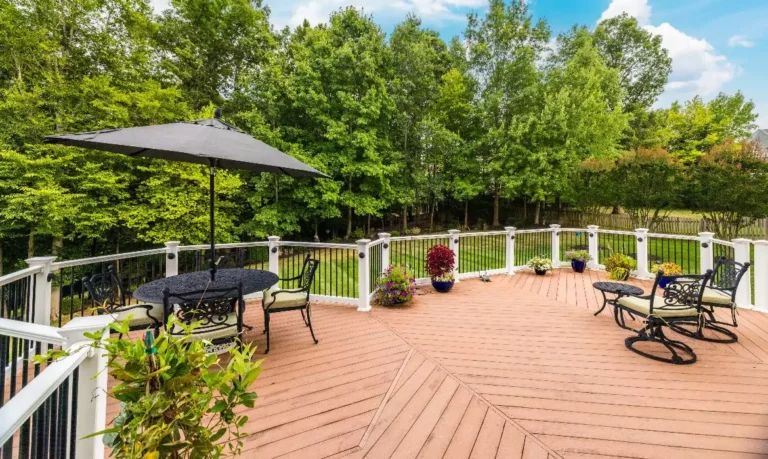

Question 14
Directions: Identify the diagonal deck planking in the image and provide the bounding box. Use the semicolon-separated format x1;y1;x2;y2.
106;269;768;458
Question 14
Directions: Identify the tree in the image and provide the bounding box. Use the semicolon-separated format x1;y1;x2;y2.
688;139;768;239
465;0;550;226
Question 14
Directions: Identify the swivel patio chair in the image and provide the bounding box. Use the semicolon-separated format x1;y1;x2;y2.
162;283;245;354
262;257;320;354
670;257;750;343
613;269;713;365
83;265;163;337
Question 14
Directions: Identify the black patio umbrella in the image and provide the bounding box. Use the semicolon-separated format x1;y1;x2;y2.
45;108;328;280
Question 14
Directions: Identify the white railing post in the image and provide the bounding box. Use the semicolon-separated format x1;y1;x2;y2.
26;256;57;326
587;225;599;269
635;228;650;278
357;239;371;312
448;229;460;283
504;227;516;274
164;241;180;277
732;239;753;308
378;233;391;272
59;315;114;459
699;232;715;274
550;225;560;267
268;235;280;275
754;241;768;313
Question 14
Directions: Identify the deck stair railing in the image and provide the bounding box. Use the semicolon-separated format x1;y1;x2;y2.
2;225;768;450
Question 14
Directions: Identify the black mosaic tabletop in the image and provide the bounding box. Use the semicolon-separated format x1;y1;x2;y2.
133;269;278;303
592;281;644;296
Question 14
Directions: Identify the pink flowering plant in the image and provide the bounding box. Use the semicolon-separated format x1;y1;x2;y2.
375;265;416;305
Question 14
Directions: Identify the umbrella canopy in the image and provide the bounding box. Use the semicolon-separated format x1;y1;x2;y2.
45;109;327;178
45;109;328;280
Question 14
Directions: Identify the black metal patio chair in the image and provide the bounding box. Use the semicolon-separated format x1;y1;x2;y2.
162;283;245;354
613;269;713;365
262;257;320;354
83;265;163;337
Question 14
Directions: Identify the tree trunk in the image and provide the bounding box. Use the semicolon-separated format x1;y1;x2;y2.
314;220;319;241
367;214;371;237
429;200;435;232
0;241;3;276
534;201;541;225
464;201;469;229
523;198;528;221
52;237;63;258
611;205;622;214
402;205;408;234
346;206;352;239
27;232;35;259
493;183;500;228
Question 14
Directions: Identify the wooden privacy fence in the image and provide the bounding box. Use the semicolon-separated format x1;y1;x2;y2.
540;210;768;239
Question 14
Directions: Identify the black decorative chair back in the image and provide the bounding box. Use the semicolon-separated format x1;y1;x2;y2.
652;271;710;316
162;284;244;345
82;265;125;311
710;257;750;301
299;258;320;295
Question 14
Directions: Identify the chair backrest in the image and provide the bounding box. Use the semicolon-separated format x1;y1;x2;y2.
162;284;244;339
649;269;713;315
299;258;320;295
710;257;750;300
82;265;125;312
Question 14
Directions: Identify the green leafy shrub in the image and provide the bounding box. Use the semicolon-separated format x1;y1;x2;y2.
390;230;400;237
604;253;636;280
40;319;262;458
375;265;416;305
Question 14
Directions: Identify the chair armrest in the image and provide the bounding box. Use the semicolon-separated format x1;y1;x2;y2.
278;274;303;282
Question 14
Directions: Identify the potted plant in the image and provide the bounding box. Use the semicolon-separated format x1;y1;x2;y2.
651;262;683;288
426;244;456;292
36;319;261;458
527;256;554;275
604;253;637;281
375;265;416;305
563;249;592;273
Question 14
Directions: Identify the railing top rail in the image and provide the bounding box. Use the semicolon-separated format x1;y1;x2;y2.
368;239;385;248
597;229;636;235
712;239;736;248
457;231;507;237
515;229;552;234
0;266;42;287
0;343;89;446
647;233;700;241
0;318;67;345
178;241;270;252
278;241;357;249
390;234;451;241
52;248;167;270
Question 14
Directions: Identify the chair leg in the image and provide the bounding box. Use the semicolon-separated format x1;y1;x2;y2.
625;322;696;365
670;320;738;344
264;312;271;354
306;305;318;345
300;309;309;327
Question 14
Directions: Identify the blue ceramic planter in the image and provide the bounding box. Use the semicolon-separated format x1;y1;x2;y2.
659;278;671;288
432;279;455;292
571;259;587;273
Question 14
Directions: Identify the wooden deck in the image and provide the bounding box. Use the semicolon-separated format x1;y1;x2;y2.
107;269;768;458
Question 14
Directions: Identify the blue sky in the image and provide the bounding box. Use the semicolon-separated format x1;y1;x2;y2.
152;0;768;128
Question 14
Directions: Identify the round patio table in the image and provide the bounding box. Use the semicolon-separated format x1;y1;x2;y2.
133;268;278;304
592;281;644;317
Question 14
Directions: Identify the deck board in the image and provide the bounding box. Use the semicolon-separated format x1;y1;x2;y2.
102;268;768;458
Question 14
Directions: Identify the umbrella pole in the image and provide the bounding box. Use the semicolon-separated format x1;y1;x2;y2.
209;159;217;281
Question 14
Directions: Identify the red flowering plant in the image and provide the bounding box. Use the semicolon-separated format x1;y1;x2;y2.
425;245;456;282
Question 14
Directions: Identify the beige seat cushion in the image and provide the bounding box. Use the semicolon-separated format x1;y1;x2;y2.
617;296;698;318
263;287;308;310
111;303;164;327
701;287;732;305
169;313;239;341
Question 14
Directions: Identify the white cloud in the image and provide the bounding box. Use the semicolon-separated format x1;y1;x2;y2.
599;0;737;100
599;0;651;27
728;35;755;48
